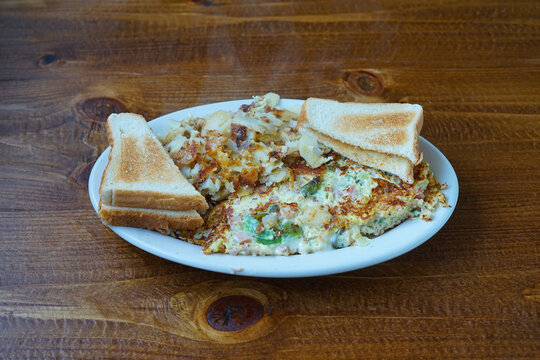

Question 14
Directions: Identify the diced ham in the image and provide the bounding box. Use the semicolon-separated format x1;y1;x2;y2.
234;231;252;243
228;215;242;226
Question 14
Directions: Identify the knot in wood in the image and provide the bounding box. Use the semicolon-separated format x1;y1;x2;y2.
78;97;127;122
206;295;263;331
192;0;213;6
37;53;63;68
69;160;95;187
344;70;384;96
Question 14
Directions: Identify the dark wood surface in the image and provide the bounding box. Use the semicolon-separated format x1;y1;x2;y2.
1;0;539;358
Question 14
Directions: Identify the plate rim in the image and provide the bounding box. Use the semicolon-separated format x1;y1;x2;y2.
89;98;459;278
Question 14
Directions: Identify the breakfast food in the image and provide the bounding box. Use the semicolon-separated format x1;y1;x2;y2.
98;113;207;230
98;204;204;230
299;98;424;164
159;94;448;255
298;98;424;183
161;93;304;203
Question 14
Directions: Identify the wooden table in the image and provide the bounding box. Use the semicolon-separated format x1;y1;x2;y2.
1;1;538;358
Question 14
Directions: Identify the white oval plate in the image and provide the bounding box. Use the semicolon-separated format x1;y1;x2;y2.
89;99;458;278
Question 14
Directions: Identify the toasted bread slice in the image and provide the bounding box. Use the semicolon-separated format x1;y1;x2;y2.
302;128;415;183
99;201;203;230
298;98;423;165
99;113;207;211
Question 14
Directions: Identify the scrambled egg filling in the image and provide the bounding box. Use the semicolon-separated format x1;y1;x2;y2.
161;93;448;256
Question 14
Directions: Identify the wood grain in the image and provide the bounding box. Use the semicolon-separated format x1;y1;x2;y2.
1;0;539;358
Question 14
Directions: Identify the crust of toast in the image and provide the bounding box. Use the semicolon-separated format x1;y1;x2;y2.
299;98;423;165
99;201;203;231
100;113;208;211
109;189;209;210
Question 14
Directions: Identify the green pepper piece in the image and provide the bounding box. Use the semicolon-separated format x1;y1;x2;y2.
270;222;303;244
301;177;322;197
244;216;281;245
243;216;259;234
279;221;303;238
331;227;346;249
256;230;280;245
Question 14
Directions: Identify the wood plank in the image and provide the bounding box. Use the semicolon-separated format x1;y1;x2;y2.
1;0;538;357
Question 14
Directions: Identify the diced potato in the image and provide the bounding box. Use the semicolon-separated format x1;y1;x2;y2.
299;207;332;226
202;110;232;136
298;131;330;168
263;92;280;108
